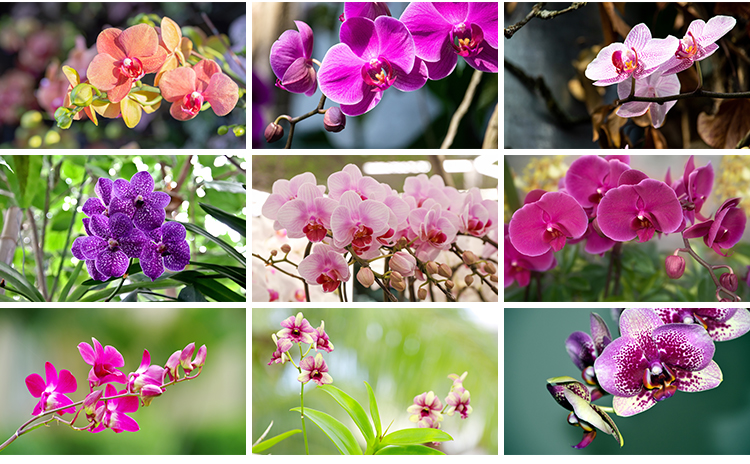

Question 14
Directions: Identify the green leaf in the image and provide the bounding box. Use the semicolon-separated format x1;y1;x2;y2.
316;384;375;445
198;202;246;237
202;180;246;194
5;155;43;208
364;381;382;439
252;429;302;454
375;445;446;455
178;221;246;266
380;428;453;446
0;262;44;302
177;285;208;302
79;280;182;302
170;270;245;302
504;157;520;213
189;261;246;288
58;260;84;302
81;262;142;286
289;407;362;455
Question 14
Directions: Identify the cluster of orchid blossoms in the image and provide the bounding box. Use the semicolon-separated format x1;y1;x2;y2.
263;2;498;144
407;372;473;430
268;312;334;387
55;16;240;130
256;164;499;302
72;170;190;282
547;308;750;449
585;16;736;128
0;339;205;451
506;154;747;302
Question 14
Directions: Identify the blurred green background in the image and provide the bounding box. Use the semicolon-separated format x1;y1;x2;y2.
252;307;498;454
505;307;750;454
0;307;245;454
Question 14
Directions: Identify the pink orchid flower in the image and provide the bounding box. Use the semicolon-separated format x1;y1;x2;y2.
276;183;338;242
662;15;736;75
331;190;391;255
158;59;239;121
78;337;127;388
298;243;351;293
616;68;680;128
91;383;140;433
327;164;386;201
278;312;317;345
409;203;461;261
407;391;444;429
298;352;333;386
262;172;326;230
25;362;77;416
86;23;165;103
127;349;165;396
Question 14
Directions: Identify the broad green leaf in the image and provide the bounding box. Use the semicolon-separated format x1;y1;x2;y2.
82;262;142;285
317;384;374;445
58;260;84;302
364;381;382;439
6;156;43;208
189;261;245;288
198;202;246;237
380;428;453;446
79;279;182;302
0;262;44;302
170;270;245;302
252;429;301;454
289;407;362;455
178;221;246;266
177;285;208;302
375;445;446;455
202;181;246;194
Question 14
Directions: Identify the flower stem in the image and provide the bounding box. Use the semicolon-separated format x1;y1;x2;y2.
104;259;131;302
298;344;310;455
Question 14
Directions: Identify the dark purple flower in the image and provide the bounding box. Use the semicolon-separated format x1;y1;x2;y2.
82;177;116;217
508;191;588;256
594;308;722;416
140;221;190;281
112;171;171;232
400;2;498;80
269;20;317;96
71;213;148;280
318;16;427;116
566;313;611;390
653;308;750;342
597;178;683;243
683;197;746;256
564;155;630;212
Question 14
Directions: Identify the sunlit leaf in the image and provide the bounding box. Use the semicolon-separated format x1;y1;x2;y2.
289;406;363;455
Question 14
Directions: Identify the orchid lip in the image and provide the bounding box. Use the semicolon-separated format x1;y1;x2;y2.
361;56;395;91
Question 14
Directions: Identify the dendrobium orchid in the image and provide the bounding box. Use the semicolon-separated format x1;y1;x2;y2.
616;68;680;128
653;308;750;341
662;16;737;75
126;350;165;406
407;391;444;429
313;321;335;353
298;352;333;386
270;20;317;96
594;308;722;416
91;384;140;433
25;362;77;416
78;337;128;389
444;372;472;419
277;312;317;345
158;59;239;121
268;333;293;365
585;23;678;86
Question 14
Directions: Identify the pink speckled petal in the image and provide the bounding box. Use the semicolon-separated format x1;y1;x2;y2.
652;323;714;371
673;360;722;392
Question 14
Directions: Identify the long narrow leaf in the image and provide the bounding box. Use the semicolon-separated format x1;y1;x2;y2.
178;221;246;266
79;280;182;302
198;202;246;237
189;261;246;288
0;262;44;302
252;429;301;454
380;428;453;446
364;381;382;439
170;270;245;302
58;260;84;302
375;445;446;455
81;262;143;286
289;407;362;455
316;384;374;445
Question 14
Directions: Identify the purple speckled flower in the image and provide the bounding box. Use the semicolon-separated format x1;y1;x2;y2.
566;313;612;391
270;20;317;96
654;308;750;342
82;178;120;218
71;213;148;280
298;352;333;386
140;221;190;281
594;308;722;416
277;312;317;345
112;171;171;232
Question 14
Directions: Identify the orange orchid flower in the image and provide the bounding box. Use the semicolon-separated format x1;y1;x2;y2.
158;59;239;121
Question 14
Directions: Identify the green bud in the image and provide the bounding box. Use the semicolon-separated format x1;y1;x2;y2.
233;125;246;137
217;125;229;135
70;83;95;107
54;107;73;130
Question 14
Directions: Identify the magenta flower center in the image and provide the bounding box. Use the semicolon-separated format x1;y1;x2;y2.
156;242;171;256
183;91;204;116
316;270;342;292
119;57;145;80
612;48;639;75
676;32;698;59
303;220;327;242
642;361;677;401
427;228;448;245
361;57;395;91
542;225;567;252
352;224;374;251
451;22;483;58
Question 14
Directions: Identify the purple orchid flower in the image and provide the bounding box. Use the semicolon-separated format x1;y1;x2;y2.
270;20;317;96
653;308;750;342
683;197;746;256
340;2;391;22
78;337;127;388
400;2;498;80
666;155;714;225
504;228;557;288
82;177;116;218
140;221;191;281
566;313;612;392
616;68;680;128
594;308;722;417
585;23;678;86
276;183;338;243
127;349;165;395
71;213;148;280
407;391;443;429
298;352;333;386
597;177;683;243
277;312;317;345
662;15;737;75
564;155;631;212
313;321;335;353
508;191;588;257
25;362;77;416
91;383;140;433
546;377;623;449
72;217;107;282
317;15;427;116
112;171;171;232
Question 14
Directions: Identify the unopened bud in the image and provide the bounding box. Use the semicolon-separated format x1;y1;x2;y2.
193;344;207;369
397;237;408;248
389;251;416;277
180;342;196;372
165;350;182;382
425;261;439;275
417;287;427;300
270;249;278;256
357;267;375;287
445;280;455;289
140;384;164;407
484;261;497;275
720;272;738;292
323;107;346;132
83;390;103;421
438;263;452;278
54;106;73;129
465;274;474;286
264;122;284;143
70;83;95;107
280;244;292;254
391;279;406;292
664;255;686;279
490;274;498;283
390;270;404;283
233;125;246;137
462;250;478;266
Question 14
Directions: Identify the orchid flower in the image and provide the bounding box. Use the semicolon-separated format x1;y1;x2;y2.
158;59;239;121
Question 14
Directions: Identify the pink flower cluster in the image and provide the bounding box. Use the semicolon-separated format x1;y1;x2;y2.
24;338;205;434
269;312;334;386
261;164;499;297
506;155;746;289
585;16;736;128
407;371;472;429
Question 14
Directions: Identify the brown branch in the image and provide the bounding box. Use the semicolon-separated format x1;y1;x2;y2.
505;2;588;39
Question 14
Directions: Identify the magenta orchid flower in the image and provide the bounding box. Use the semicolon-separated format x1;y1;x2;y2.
564;155;631;212
276;183;338;243
400;2;498;80
653;308;750;342
140;221;191;281
91;383;140;433
444;372;472;419
667;156;714;225
261;172;325;230
340;2;391;22
566;313;612;394
298;243;351;293
78;337;127;388
585;23;678;86
331;190;390;256
508;191;588;257
313;321;335;353
268;333;293;365
318;15;427;116
112;171;171;232
662;16;737;75
407;391;443;429
594;308;722;417
25;362;77;416
127;349;165;396
270;20;317;96
298;352;333;386
277;312;317;345
178;342;207;374
683;197;746;256
597;177;683;243
616;68;680;128
504;230;557;288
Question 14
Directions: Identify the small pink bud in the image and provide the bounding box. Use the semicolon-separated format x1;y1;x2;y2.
465;274;474;286
417;287;427;300
665;255;686;279
490;274;499;283
280;244;292;254
438;263;453;278
264;122;284;143
390;270;404;283
165;350;182;382
462;251;478;266
391;279;406;292
425;261;439;275
270;249;278;256
445;279;455;289
720;272;738;292
193;344;207;369
180;342;196;372
140;384;164;407
84;390;103;421
389;251;416;276
357;267;375;287
323;107;346;132
484;262;497;275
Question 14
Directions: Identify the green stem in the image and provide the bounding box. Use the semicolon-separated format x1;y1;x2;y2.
104;259;131;302
298;344;310;455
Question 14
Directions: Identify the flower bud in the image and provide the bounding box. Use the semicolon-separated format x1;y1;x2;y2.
390;270;404;283
490;274;499;283
70;83;95;107
323;106;346;132
54;106;73;129
165;350;182;382
445;280;455;289
193;344;207;369
465;274;474;286
280;244;292;254
417;287;427;300
270;249;278;256
438;263;453;278
140;384;164;407
180;342;196;372
357;267;375;287
425;261;439;275
233;125;246;137
83;390;103;421
664;255;686;279
391;279;406;292
217;125;229;135
484;261;497;275
389;251;416;276
462;250;478;266
720;272;738;292
264;122;284;143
